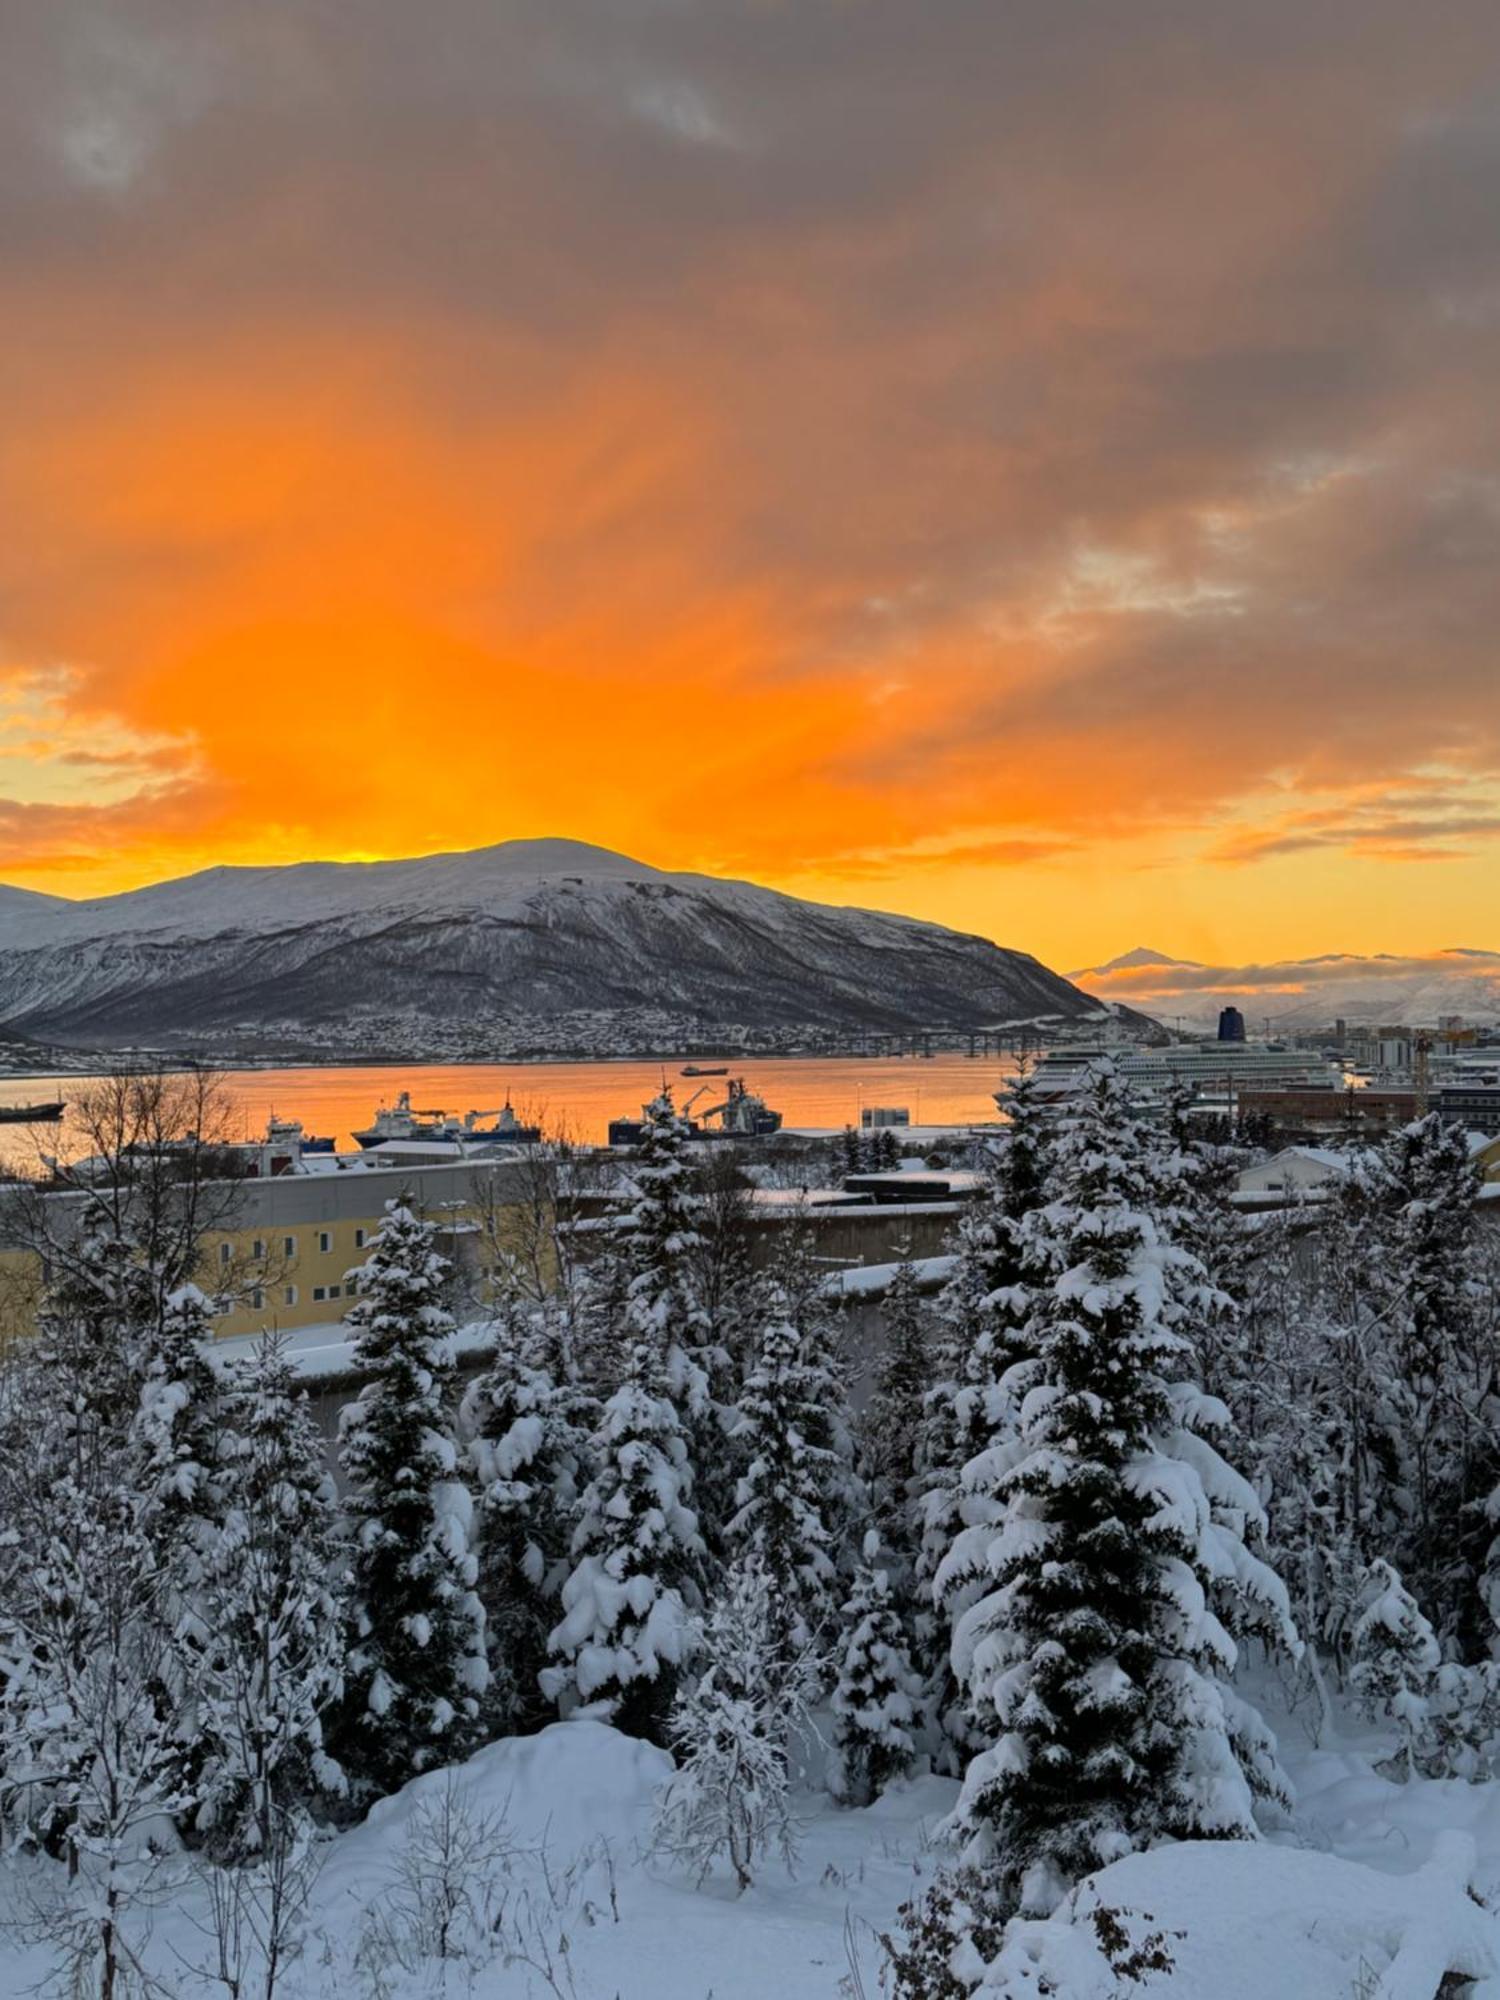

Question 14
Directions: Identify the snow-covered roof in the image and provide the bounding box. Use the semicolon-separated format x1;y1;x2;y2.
1283;1146;1357;1172
822;1254;956;1298
781;1123;1003;1142
206;1314;503;1384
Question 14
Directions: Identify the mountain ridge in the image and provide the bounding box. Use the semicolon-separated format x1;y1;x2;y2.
1074;943;1500;1029
0;838;1103;1062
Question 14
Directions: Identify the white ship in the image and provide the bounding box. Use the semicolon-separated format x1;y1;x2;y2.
1009;1041;1341;1109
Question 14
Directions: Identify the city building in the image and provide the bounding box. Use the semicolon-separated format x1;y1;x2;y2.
1234;1086;1417;1135
1234;1147;1358;1204
1235;1133;1500;1210
1217;1005;1247;1043
0;1155;540;1346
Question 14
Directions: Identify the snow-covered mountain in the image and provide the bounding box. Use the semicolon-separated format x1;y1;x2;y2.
1068;945;1203;981
1074;942;1500;1030
0;839;1099;1059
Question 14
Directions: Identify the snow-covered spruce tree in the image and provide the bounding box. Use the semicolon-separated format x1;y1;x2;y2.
614;1091;738;1560
1239;1182;1406;1670
461;1301;592;1735
1254;1312;1375;1664
686;1149;763;1390
652;1554;806;1892
1159;1085;1255;1411
4;1221;235;1861
544;1339;705;1743
1350;1558;1440;1779
0;1459;191;1983
859;1255;931;1563
131;1280;229;1577
784;1240;865;1584
616;1089;711;1386
942;1063;1296;1916
332;1200;486;1802
1369;1114;1486;1640
830;1533;923;1808
568;1236;633;1397
916;1065;1051;1763
29;1219;236;1604
726;1286;846;1665
189;1332;348;1858
29;1208;161;1486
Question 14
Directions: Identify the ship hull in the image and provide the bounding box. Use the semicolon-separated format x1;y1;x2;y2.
354;1123;540;1148
0;1100;64;1124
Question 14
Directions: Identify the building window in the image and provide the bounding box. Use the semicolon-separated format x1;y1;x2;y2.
283;1235;296;1258
318;1231;332;1254
354;1228;366;1248
283;1285;297;1306
250;1287;265;1310
252;1237;266;1260
219;1241;232;1266
312;1285;327;1302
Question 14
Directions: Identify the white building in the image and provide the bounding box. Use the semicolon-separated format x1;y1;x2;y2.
1234;1147;1357;1204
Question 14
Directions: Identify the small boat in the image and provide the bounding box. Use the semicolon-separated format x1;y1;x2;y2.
0;1099;64;1125
681;1064;729;1077
263;1115;336;1159
459;1105;542;1146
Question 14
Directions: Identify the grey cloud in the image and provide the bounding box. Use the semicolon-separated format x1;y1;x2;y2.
6;1;1500;857
1086;948;1500;998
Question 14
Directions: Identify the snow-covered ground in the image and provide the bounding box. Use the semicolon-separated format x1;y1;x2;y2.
0;1720;949;1999
991;1671;1500;1998
8;1677;1500;1997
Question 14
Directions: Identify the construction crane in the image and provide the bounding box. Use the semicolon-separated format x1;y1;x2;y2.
693;1079;783;1136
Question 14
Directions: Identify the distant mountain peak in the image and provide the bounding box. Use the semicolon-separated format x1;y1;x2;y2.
1069;944;1203;979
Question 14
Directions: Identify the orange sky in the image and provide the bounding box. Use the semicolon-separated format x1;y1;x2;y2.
5;3;1500;968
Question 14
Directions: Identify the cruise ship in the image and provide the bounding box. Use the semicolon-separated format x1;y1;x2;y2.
1008;1041;1341;1109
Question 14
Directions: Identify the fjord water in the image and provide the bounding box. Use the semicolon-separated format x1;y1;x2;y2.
0;1051;1019;1170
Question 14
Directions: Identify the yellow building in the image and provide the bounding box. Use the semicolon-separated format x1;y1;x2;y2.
0;1155;539;1343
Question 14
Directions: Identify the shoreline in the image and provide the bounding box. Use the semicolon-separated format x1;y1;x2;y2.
0;1045;1016;1085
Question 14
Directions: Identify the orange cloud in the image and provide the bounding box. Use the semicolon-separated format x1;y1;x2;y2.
4;3;1500;972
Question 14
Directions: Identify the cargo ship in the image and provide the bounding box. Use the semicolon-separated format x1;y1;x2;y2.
609;1077;782;1147
353;1091;541;1149
0;1099;64;1125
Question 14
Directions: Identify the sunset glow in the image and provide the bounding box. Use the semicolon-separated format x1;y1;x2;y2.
5;4;1500;966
